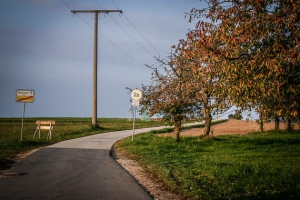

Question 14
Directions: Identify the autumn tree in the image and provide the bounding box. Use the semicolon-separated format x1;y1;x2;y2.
187;0;300;130
141;56;202;141
172;24;231;137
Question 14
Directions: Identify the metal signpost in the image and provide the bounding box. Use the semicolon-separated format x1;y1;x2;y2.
16;89;35;141
131;89;142;142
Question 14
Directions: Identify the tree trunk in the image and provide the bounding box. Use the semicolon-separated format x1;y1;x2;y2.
259;112;264;133
274;116;280;131
203;112;212;137
173;120;181;141
202;93;212;137
286;118;292;131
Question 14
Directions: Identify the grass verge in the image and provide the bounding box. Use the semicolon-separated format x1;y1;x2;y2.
0;117;166;170
115;129;300;199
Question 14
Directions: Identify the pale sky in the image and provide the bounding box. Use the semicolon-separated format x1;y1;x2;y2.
0;0;206;118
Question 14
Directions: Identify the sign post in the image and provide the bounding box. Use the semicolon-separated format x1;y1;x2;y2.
131;89;142;142
16;89;35;141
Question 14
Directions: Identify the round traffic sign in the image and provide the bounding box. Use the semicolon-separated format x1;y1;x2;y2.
131;89;142;100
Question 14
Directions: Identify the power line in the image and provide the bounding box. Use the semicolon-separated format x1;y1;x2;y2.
60;0;145;66
108;14;155;58
94;0;104;9
122;14;161;55
100;33;145;66
110;0;119;9
75;14;145;66
94;0;156;59
60;0;72;10
110;0;161;55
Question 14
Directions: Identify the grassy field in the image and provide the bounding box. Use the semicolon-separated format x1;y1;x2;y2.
115;129;300;199
2;118;300;199
0;117;166;170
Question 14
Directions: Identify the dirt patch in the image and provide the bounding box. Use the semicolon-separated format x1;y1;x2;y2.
172;119;299;137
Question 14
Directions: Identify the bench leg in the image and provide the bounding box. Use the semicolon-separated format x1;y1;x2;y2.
47;130;52;140
33;129;38;139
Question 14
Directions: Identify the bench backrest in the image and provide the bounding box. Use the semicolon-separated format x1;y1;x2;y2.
36;120;56;125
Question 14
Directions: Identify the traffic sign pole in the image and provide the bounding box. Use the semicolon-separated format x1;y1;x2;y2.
132;106;136;142
20;102;26;141
16;89;34;141
130;89;142;142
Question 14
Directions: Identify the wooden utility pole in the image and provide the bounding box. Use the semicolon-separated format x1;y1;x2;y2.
71;10;122;128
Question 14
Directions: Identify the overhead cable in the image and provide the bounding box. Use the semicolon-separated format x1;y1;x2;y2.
110;0;161;56
60;0;145;66
94;0;157;59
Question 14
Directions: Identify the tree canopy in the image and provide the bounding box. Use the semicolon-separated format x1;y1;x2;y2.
141;0;299;139
188;0;300;127
141;58;202;140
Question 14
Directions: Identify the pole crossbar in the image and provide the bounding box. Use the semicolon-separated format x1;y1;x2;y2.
71;10;122;14
71;9;122;127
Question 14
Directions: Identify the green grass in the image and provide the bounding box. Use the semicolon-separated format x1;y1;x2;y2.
0;117;166;170
115;130;300;199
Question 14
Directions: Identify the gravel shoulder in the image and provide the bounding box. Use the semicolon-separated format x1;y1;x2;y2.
112;147;185;200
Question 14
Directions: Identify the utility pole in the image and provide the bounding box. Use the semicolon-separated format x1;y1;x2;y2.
71;9;122;128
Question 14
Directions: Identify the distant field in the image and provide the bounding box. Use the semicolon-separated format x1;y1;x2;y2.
0;117;166;170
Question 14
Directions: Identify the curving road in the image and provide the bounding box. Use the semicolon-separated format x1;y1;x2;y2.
0;127;167;200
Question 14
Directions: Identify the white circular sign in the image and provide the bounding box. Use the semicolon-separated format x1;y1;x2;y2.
131;89;142;100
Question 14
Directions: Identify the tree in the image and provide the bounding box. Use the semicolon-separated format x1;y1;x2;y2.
188;0;300;131
141;56;202;141
172;24;231;137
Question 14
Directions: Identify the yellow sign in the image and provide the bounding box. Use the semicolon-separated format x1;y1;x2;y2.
16;89;35;103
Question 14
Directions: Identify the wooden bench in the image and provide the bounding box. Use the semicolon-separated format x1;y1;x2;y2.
33;120;55;140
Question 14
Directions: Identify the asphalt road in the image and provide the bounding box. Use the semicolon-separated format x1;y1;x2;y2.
0;127;166;200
